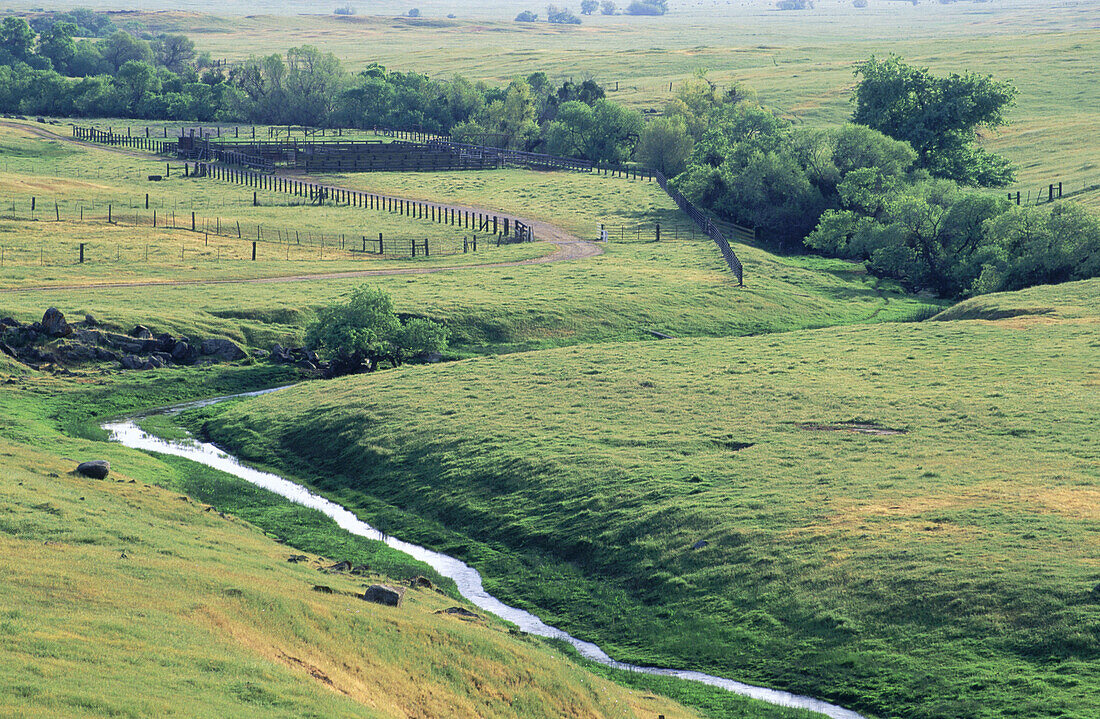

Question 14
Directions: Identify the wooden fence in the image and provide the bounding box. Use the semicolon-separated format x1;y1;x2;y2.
654;169;744;285
71;125;176;154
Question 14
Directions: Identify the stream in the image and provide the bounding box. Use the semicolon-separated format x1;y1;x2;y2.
104;388;866;719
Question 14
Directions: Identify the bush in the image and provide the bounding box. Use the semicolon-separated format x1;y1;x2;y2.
601;0;617;13
515;10;540;21
407;8;420;17
334;5;355;15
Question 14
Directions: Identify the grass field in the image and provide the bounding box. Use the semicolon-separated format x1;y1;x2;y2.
194;278;1100;719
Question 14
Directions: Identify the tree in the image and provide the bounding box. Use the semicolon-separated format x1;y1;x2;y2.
152;34;195;73
600;0;617;13
305;286;447;374
636;117;693;176
407;8;421;17
37;22;78;74
545;98;642;163
852;55;1018;187
100;31;153;73
515;10;540;21
581;0;599;14
0;18;37;64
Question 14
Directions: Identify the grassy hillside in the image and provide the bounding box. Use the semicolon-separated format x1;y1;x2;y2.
197;278;1100;719
0;361;763;719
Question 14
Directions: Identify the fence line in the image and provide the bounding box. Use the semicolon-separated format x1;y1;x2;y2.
1004;179;1099;207
0;197;494;266
654;170;744;285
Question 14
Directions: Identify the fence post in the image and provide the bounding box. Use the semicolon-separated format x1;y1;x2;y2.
252;241;256;261
145;193;149;209
192;212;196;231
655;223;660;242
79;243;85;263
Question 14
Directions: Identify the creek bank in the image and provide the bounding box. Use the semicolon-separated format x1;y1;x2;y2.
104;393;866;719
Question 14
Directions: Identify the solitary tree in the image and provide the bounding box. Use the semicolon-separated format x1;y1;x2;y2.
305;286;448;374
581;0;599;13
852;55;1018;187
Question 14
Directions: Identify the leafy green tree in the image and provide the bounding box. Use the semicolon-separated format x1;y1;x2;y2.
515;10;540;21
600;0;617;13
545;98;642;163
636;116;693;176
152;34;196;73
115;60;160;114
305;286;447;374
547;5;582;23
581;0;599;14
100;31;153;72
0;18;37;64
37;22;78;74
852;55;1018;187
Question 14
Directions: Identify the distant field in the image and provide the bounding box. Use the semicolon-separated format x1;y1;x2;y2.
20;0;1092;190
198;278;1100;719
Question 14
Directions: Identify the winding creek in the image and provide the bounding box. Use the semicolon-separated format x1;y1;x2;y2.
104;388;865;719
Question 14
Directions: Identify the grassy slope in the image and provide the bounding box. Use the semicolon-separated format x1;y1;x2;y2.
0;361;736;719
199;279;1100;719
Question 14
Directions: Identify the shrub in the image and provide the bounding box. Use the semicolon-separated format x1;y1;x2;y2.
625;0;668;14
547;5;582;23
515;10;540;21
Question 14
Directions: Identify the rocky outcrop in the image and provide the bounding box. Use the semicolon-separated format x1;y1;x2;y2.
76;460;110;479
0;309;262;372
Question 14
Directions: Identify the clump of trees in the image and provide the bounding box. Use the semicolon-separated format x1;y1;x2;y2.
305;286;448;375
547;5;582;23
667;62;1099;297
515;10;540;21
601;1;618;13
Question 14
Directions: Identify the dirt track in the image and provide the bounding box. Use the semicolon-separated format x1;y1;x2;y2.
0;120;603;293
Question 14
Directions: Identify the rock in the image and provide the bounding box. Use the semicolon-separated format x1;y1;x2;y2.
251;349;269;360
41;308;72;338
362;584;405;607
270;344;293;363
312;585;335;594
295;360;317;371
200;338;246;361
287;554;309;563
151;351;172;365
437;606;480;619
94;347;119;362
103;332;151;355
145;356;165;369
0;342;15;358
325;560;353;573
691;540;708;550
120;354;145;370
170;341;197;365
76;460;110;479
154;333;176;352
0;317;19;327
409;576;434;590
83;314;99;327
131;325;152;339
54;342;96;364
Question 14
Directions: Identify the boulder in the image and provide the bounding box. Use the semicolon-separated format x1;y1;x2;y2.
131;325;153;339
146;355;166;369
0;317;19;327
76;460;110;479
409;576;434;589
94;347;119;362
82;314;99;327
438;606;480;619
154;333;176;353
270;343;293;363
103;332;150;355
42;308;73;338
0;341;15;357
294;359;317;372
54;342;97;364
200;338;246;361
120;354;145;370
170;341;197;365
362;584;405;607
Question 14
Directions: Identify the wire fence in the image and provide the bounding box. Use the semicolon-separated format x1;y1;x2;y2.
0;196;498;267
1004;179;1099;206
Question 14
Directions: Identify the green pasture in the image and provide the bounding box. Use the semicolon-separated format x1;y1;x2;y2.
194;278;1100;719
0;362;727;719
